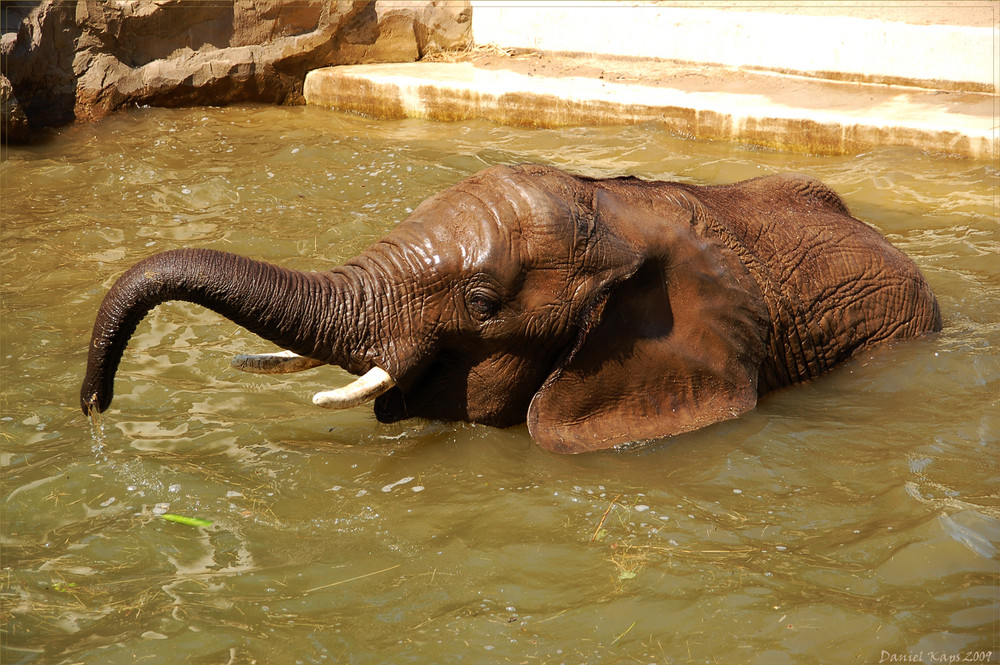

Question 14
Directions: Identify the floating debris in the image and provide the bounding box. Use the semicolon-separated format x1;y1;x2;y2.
160;514;213;527
381;477;415;493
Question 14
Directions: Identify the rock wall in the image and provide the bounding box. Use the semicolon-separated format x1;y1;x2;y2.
1;0;470;143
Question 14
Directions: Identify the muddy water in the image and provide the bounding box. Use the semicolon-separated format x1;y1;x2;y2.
2;105;997;665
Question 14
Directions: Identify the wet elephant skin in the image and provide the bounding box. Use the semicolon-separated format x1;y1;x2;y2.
81;164;941;453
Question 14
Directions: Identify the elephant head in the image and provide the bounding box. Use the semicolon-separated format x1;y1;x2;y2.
82;164;941;453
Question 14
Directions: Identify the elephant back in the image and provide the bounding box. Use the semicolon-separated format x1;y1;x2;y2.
683;174;941;391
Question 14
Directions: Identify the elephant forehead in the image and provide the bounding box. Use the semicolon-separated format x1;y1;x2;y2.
402;187;525;271
396;167;585;282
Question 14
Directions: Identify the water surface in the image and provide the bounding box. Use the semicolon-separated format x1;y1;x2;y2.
2;105;997;664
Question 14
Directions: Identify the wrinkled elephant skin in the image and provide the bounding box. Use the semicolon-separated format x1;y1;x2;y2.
81;164;941;453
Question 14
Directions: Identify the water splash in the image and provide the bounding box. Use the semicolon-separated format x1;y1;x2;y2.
86;402;107;462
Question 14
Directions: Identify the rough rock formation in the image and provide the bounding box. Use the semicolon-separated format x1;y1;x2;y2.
1;0;470;143
1;73;29;143
335;1;471;64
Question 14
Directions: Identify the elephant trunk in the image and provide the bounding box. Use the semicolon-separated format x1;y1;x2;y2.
80;248;369;414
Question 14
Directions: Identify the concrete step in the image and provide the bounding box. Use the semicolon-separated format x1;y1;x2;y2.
303;4;997;159
304;55;994;159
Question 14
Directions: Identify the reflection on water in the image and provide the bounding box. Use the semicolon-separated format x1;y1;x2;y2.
2;105;997;664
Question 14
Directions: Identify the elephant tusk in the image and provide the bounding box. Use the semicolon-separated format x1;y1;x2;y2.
231;350;325;374
312;366;396;410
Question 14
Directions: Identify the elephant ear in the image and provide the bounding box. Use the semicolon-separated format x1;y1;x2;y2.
527;188;770;453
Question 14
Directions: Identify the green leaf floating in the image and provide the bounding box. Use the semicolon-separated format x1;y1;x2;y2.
161;514;213;527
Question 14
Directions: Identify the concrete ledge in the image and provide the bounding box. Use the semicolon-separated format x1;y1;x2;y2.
304;58;995;159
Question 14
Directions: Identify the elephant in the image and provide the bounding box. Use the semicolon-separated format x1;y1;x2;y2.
81;163;942;453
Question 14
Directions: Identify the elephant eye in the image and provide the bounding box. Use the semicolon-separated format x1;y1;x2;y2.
466;288;501;322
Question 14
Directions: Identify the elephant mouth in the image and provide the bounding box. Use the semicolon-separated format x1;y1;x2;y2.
371;350;469;424
372;387;411;423
369;348;540;429
372;382;528;428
